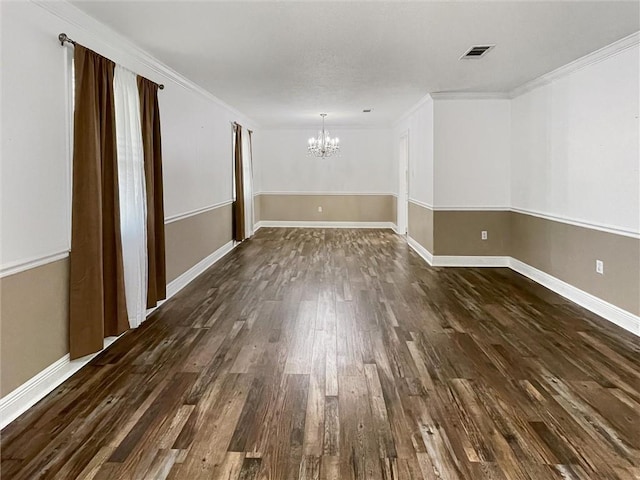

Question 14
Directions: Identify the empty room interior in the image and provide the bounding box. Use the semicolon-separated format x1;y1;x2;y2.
1;0;640;479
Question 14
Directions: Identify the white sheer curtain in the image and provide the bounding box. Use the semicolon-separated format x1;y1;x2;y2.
242;131;254;237
113;65;148;329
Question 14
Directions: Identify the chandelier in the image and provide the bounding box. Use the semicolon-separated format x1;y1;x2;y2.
308;114;340;158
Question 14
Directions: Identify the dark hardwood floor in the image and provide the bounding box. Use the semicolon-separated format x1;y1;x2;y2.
2;228;639;480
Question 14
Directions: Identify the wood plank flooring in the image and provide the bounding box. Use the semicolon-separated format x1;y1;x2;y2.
2;228;640;479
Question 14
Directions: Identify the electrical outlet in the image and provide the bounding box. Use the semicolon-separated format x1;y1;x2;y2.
481;230;488;240
318;206;323;213
596;260;604;275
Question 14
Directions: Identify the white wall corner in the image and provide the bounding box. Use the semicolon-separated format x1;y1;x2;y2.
393;93;433;127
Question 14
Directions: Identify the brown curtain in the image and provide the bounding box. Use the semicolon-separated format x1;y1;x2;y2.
137;77;166;308
233;123;246;242
69;45;129;359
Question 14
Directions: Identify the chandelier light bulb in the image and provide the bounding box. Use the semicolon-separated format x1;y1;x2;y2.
307;113;340;158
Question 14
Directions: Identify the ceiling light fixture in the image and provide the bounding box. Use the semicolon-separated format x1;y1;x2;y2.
308;114;340;158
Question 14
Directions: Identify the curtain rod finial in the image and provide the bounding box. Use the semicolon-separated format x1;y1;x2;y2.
158;84;164;90
58;33;76;46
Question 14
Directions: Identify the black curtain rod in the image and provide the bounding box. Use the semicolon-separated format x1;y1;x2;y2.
58;33;164;90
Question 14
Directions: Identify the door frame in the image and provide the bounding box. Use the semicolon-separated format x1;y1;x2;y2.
397;131;409;235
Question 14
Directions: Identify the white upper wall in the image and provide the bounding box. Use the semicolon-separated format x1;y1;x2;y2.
511;44;640;234
394;96;434;206
1;2;71;268
0;1;255;270
433;99;511;208
255;128;394;194
160;88;254;219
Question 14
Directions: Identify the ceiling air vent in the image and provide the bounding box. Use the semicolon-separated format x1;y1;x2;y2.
460;45;495;59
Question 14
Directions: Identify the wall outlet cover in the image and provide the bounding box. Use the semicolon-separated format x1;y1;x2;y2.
481;230;488;240
596;260;604;274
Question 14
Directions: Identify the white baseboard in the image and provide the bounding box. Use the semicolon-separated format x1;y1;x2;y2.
509;258;640;337
0;335;120;430
407;236;434;265
406;236;640;338
0;240;236;429
165;240;234;300
432;255;511;267
255;221;395;229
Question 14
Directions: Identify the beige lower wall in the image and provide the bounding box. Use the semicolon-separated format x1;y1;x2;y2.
390;196;398;226
408;207;639;316
511;212;640;316
0;204;233;399
408;201;434;253
258;194;396;223
253;194;261;224
0;259;69;396
165;203;233;282
434;210;511;256
2;203;637;400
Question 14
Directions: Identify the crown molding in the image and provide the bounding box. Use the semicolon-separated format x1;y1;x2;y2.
31;0;258;127
394;32;639;112
393;93;433;127
509;31;640;99
430;92;510;100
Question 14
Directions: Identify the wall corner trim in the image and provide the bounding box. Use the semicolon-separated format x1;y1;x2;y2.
0;239;236;429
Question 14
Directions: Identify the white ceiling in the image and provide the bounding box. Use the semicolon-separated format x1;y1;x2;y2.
71;1;639;127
